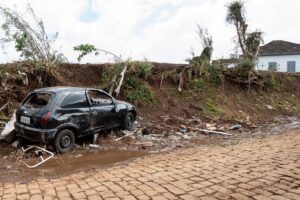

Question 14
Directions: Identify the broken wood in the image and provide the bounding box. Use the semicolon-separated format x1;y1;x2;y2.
115;130;135;142
114;64;128;97
198;129;232;136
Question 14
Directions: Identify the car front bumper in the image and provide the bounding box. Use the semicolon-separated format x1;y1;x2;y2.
15;122;56;144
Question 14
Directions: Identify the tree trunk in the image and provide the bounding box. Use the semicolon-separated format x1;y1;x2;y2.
114;64;128;97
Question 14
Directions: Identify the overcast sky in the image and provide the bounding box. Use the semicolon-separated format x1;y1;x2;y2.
0;0;299;64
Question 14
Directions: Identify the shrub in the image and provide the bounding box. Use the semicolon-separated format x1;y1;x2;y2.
126;84;154;102
188;78;207;91
202;98;222;117
208;64;223;86
266;74;278;89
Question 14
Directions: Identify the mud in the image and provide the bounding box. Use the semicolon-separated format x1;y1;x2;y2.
0;148;147;183
0;115;299;183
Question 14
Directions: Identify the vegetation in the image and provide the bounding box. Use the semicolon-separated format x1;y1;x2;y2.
226;0;264;91
126;84;154;103
0;5;66;65
202;98;223;117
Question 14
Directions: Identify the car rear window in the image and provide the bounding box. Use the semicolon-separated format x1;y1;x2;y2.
23;93;53;109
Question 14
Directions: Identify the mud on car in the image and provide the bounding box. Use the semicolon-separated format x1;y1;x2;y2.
15;87;136;153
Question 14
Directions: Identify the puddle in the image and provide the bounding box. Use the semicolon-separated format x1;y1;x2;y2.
0;149;148;183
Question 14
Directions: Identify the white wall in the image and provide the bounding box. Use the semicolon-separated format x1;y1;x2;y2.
257;54;300;72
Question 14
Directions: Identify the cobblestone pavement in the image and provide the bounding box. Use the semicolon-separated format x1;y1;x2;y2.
1;130;300;200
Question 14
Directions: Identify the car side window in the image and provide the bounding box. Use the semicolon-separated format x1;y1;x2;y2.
87;90;113;106
61;91;89;108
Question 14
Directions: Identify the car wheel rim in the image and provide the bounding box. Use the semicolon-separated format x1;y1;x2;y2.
61;135;71;148
127;115;133;128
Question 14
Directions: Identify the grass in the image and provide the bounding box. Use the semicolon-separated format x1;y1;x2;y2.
201;98;223;117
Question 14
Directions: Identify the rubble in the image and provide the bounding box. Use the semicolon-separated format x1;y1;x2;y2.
21;146;54;168
0;111;16;143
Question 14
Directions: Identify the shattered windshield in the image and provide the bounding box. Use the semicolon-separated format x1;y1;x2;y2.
23;93;53;109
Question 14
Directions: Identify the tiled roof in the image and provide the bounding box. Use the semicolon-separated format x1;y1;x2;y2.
259;40;300;56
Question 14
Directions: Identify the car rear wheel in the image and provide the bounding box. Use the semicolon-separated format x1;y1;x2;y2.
54;129;75;154
122;112;134;130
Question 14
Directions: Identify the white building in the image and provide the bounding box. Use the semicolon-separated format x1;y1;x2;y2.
257;40;300;72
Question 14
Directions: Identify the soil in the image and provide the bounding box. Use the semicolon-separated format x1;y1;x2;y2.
0;62;300;182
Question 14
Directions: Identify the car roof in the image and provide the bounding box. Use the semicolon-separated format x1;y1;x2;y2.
33;86;105;94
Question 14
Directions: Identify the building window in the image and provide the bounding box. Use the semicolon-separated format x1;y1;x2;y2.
287;61;296;73
268;62;278;71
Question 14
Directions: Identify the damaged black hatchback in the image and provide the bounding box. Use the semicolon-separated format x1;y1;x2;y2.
15;87;136;153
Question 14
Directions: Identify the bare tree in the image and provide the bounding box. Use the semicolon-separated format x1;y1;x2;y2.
0;4;66;64
226;1;263;63
74;43;127;97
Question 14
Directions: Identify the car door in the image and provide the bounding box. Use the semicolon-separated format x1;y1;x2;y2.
87;90;116;132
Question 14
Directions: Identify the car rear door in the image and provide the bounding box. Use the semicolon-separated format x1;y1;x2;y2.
87;90;116;132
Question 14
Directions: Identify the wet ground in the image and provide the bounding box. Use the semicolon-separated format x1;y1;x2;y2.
0;115;299;183
0;147;147;183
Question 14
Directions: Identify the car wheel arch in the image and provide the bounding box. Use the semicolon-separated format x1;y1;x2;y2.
55;125;80;139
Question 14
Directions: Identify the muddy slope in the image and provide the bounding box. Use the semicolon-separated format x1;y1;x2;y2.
0;62;299;125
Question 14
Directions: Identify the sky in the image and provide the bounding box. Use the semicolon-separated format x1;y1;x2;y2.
0;0;299;64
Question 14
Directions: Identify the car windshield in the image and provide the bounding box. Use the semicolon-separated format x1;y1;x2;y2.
23;93;53;109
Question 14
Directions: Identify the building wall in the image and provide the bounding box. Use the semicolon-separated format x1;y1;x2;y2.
257;54;300;72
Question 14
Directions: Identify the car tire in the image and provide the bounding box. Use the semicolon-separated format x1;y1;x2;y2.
54;129;75;154
122;112;134;130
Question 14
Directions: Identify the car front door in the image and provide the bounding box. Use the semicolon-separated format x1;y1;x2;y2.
87;90;116;132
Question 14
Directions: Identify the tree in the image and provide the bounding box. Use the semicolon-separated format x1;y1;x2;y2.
74;43;126;96
189;25;213;78
0;4;66;65
226;1;263;63
226;0;263;92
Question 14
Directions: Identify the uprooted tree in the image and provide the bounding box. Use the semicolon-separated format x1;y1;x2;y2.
74;44;128;97
225;0;264;90
0;4;66;65
189;25;214;78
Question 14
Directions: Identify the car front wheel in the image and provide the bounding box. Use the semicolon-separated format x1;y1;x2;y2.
54;129;75;154
122;112;134;130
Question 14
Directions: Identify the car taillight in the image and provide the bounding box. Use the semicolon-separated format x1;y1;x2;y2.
41;112;51;125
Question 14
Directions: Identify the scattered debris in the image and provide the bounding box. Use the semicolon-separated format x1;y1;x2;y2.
198;129;232;136
21;146;54;168
88;144;100;149
0;111;16;142
266;105;274;110
115;128;141;142
230;124;242;130
11;140;20;148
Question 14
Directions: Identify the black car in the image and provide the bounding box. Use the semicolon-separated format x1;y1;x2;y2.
15;87;136;153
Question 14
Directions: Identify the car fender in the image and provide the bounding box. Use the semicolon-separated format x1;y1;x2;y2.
55;123;80;138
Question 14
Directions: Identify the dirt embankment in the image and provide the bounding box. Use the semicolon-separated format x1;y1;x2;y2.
0;62;300;127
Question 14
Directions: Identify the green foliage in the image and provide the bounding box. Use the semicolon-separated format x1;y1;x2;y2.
296;102;300;112
188;78;207;91
126;84;154;102
128;61;153;78
208;64;223;86
233;59;254;76
73;43;98;62
268;62;278;72
226;1;245;24
101;63;124;89
0;5;66;64
266;74;278;89
202;98;222;117
136;61;153;78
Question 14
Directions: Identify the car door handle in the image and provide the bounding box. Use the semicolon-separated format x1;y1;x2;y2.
92;111;97;116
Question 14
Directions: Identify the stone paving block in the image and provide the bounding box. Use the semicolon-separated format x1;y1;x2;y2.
0;131;299;200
